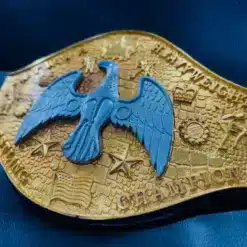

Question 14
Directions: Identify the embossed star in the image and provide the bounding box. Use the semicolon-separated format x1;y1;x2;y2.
109;153;142;178
31;132;59;157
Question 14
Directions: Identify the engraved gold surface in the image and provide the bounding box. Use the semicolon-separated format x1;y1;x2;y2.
1;31;247;220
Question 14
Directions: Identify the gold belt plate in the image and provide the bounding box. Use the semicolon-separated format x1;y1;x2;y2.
0;31;247;221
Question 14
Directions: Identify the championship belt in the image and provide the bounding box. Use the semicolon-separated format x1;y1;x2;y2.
0;31;246;223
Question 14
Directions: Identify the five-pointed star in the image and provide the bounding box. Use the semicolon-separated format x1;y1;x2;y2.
109;153;142;178
31;132;59;157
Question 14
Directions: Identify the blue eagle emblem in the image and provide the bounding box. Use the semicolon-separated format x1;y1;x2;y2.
15;60;173;176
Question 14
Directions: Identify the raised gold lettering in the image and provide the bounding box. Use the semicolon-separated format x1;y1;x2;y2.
6;158;29;186
228;167;243;181
157;49;246;104
134;190;148;207
163;53;177;64
153;188;165;201
199;78;212;89
211;169;225;184
226;89;242;103
2;144;11;156
176;62;194;75
18;171;29;186
208;80;219;92
217;85;228;97
166;180;187;197
182;173;211;191
117;195;130;210
190;71;205;83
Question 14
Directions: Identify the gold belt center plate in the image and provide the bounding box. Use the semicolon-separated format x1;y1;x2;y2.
0;31;247;220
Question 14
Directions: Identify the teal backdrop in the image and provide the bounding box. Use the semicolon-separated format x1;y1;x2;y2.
1;0;247;246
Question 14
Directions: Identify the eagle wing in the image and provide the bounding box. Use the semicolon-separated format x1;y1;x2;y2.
110;76;173;176
15;70;86;143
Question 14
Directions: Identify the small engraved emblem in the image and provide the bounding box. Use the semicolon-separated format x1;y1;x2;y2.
179;118;209;145
109;146;143;178
173;84;197;103
51;172;93;208
30;132;59;157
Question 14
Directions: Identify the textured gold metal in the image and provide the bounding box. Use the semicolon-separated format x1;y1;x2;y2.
1;31;247;220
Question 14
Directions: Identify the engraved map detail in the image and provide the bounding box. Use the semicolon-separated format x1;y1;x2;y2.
0;31;247;220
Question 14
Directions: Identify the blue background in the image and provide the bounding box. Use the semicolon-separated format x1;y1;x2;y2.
1;0;247;246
